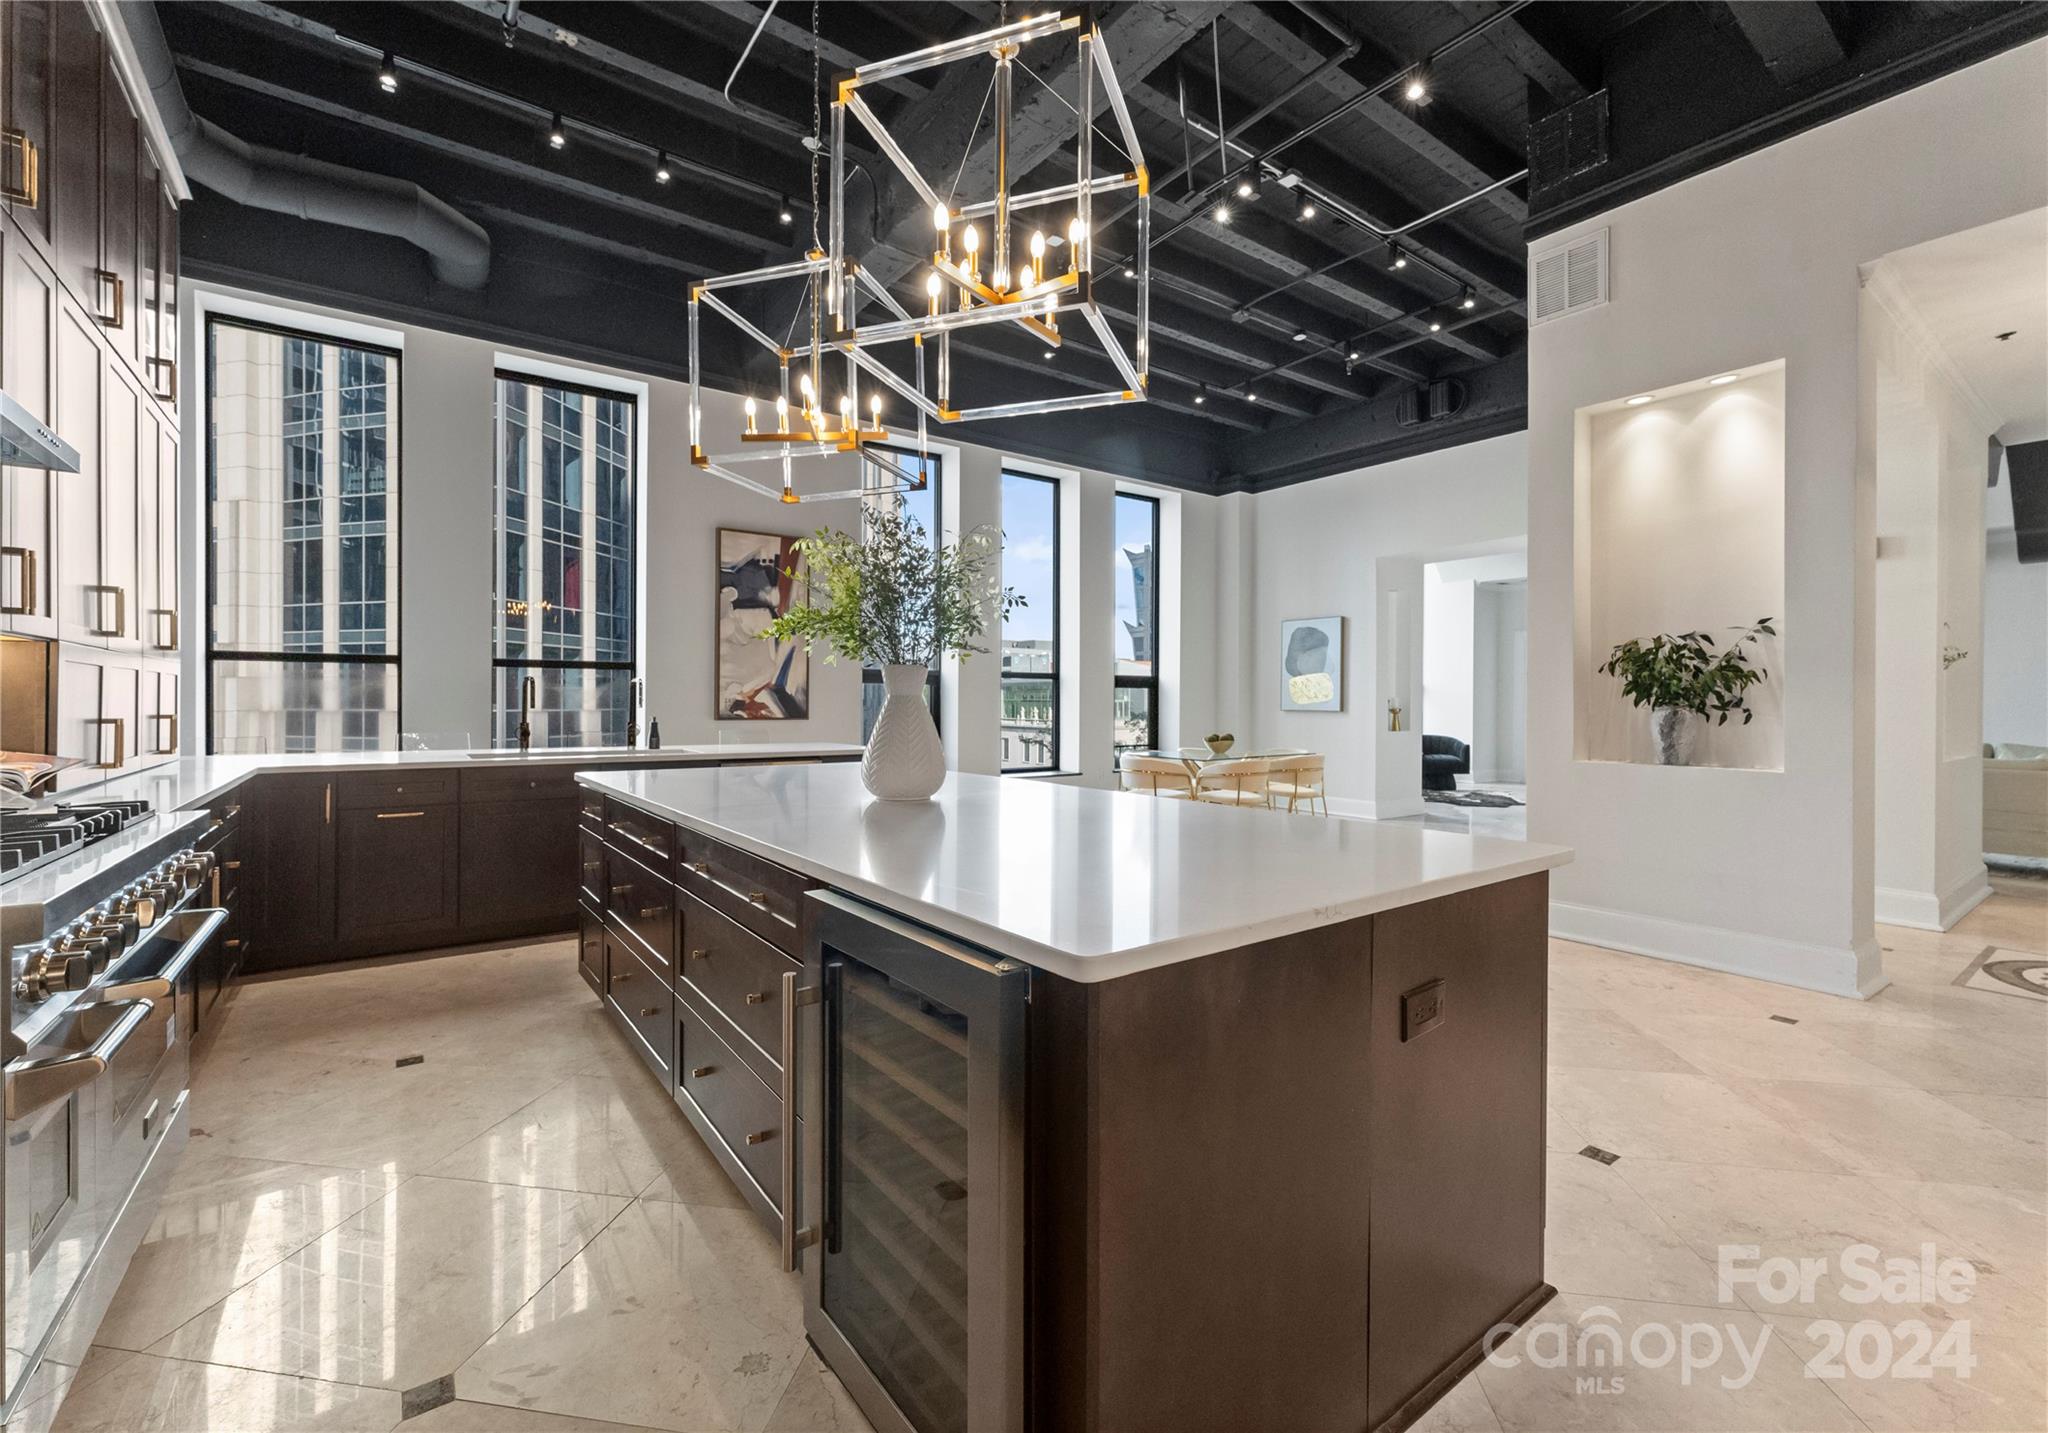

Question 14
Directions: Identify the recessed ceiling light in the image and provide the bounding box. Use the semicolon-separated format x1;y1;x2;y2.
1388;244;1407;270
1625;393;1656;406
1298;198;1316;221
1193;392;1205;405
1707;373;1740;385
1460;287;1476;310
1404;67;1429;103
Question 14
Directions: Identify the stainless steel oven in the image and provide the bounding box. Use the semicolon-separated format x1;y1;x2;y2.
799;891;1027;1433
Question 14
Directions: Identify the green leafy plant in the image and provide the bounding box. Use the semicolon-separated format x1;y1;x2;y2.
762;496;1022;667
1597;619;1778;725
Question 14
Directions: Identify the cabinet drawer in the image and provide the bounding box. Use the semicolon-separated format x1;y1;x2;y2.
678;998;783;1211
579;784;605;823
679;892;798;1086
577;908;604;995
604;937;673;1081
678;830;808;954
336;770;456;809
604;845;675;976
463;764;580;805
603;796;674;867
578;825;606;910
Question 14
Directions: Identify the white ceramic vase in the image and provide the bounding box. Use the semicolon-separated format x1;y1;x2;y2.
1649;706;1700;766
862;663;946;801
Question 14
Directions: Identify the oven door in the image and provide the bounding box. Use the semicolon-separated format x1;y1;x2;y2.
2;998;155;1413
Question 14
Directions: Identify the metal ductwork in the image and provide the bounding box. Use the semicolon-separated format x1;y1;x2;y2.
117;1;490;290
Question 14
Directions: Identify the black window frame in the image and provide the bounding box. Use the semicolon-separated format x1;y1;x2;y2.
1114;490;1161;760
861;445;944;739
1000;469;1062;774
204;315;403;755
491;368;640;749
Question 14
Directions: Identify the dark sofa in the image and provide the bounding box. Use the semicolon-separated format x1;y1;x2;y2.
1422;735;1471;792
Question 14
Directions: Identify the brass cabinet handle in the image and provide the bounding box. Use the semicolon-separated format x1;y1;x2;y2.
691;1065;716;1078
687;948;708;961
639;1007;659;1018
325;782;333;824
610;884;633;897
781;971;820;1271
225;939;242;949
375;810;425;820
1;546;35;615
744;991;770;1005
147;356;176;403
84;717;125;769
86;583;125;637
747;890;768;905
148;607;177;650
224;860;242;871
612;969;632;982
637;906;666;920
2;129;38;206
688;861;710;875
93;269;124;327
149;712;177;755
745;1130;772;1146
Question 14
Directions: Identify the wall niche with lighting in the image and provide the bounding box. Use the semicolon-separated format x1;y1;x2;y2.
1572;361;1787;770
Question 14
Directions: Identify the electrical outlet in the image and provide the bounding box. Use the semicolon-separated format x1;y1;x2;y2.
1401;978;1445;1041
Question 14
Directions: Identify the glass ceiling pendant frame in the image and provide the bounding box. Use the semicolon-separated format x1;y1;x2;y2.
688;8;1152;503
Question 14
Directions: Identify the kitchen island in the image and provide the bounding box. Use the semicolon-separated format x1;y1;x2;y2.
580;762;1572;1433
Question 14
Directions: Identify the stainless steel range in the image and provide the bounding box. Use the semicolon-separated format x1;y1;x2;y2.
1;803;224;1423
0;800;156;882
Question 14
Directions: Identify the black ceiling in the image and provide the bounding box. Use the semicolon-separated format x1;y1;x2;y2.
161;0;2048;492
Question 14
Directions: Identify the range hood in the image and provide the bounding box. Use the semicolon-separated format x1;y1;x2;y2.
0;389;81;473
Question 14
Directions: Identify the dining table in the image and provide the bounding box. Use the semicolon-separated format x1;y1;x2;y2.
1127;746;1313;784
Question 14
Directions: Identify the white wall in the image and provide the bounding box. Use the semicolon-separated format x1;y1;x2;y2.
1983;480;2048;747
1422;567;1476;749
1227;431;1529;816
178;280;1220;775
1527;39;2047;997
1475;579;1527;783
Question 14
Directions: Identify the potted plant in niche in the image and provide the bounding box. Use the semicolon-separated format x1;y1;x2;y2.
1597;619;1777;765
764;497;1021;801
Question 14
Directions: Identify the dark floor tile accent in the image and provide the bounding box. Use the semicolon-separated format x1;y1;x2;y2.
1579;1145;1620;1165
396;1054;425;1068
1769;1015;1798;1025
399;1374;457;1421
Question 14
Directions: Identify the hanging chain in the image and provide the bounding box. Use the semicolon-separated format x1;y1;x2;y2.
809;0;822;255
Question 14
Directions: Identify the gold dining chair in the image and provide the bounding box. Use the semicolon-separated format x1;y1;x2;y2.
1194;756;1274;809
1120;753;1196;799
1268;753;1328;815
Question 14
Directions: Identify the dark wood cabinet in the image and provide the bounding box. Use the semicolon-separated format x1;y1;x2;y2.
576;906;605;995
460;794;577;938
336;803;460;949
253;774;336;968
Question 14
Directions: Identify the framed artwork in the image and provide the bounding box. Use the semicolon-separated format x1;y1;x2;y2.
717;528;809;719
1279;616;1344;711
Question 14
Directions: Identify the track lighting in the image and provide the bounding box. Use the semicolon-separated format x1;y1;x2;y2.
1347;350;1360;361
377;52;398;94
1235;166;1261;200
547;113;566;149
1291;331;1308;343
1212;202;1231;225
1123;266;1136;279
1298;197;1317;221
1193;391;1205;405
1428;317;1442;332
1460;287;1476;310
1042;349;1056;360
654;152;672;184
1403;66;1429;104
778;196;793;225
1388;244;1408;270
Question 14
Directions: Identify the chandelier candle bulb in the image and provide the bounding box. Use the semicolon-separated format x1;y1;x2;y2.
934;201;951;259
744;397;757;433
1030;231;1045;285
927;270;942;316
775;394;789;432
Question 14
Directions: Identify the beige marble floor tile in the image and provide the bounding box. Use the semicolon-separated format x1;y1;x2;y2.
405;1400;673;1433
1544;1097;1588;1155
1405;1367;1503;1433
95;1159;406;1352
1548;1068;1842;1173
1865;1178;2048;1282
426;1074;714;1199
1764;1315;2047;1433
1613;1160;2040;1331
1947;898;2048;954
635;1121;752;1211
1735;1079;2047;1191
1809;1018;2048;1099
1618;1009;1913;1089
1934;1092;2048;1146
1548;1008;1701;1075
455;1199;805;1433
46;1350;399;1433
153;1176;624;1393
1474;1293;1864;1431
1545;1153;1722;1306
762;1350;875;1433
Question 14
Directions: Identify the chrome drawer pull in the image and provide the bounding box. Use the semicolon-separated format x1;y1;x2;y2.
689;860;710;875
748;890;768;905
692;1064;716;1078
376;810;425;820
745;991;769;1005
612;969;632;983
745;1130;772;1146
781;970;821;1271
610;884;633;897
637;906;666;920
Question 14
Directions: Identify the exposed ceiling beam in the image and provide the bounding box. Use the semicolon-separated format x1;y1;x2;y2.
1445;2;1591;106
684;1;933;104
1224;4;1528;228
1724;1;1849;86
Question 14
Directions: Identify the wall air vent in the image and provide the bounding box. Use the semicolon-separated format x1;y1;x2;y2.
1529;227;1608;326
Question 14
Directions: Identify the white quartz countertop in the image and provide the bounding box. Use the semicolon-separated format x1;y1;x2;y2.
586;764;1573;983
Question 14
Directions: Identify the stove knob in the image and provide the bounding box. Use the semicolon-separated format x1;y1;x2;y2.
80;920;129;966
117;886;160;928
17;950;92;999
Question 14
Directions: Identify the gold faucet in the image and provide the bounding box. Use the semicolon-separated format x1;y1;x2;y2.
518;675;537;751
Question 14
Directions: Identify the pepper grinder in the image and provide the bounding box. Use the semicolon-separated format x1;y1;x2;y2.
647;717;661;749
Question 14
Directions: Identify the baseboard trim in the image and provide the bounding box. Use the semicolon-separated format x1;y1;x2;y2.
1875;867;1992;932
1549;900;1887;1000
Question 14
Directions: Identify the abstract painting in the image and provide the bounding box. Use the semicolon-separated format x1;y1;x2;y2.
717;528;809;719
1279;616;1344;711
